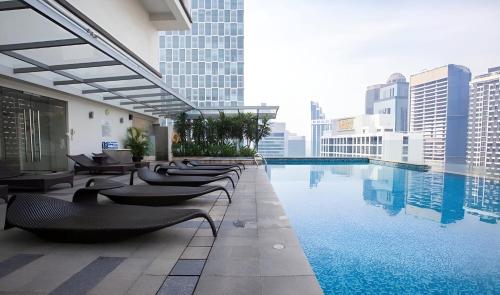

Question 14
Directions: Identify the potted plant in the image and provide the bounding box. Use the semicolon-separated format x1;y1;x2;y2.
124;127;150;162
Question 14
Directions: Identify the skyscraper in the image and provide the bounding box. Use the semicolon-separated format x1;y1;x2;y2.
409;64;471;168
365;73;409;132
365;84;383;115
466;66;500;178
311;101;332;157
159;0;244;107
258;122;287;157
287;134;306;157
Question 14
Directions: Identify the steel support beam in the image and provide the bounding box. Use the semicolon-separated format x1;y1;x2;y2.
120;99;177;105
23;0;196;110
82;84;159;94
0;38;85;52
14;60;120;73
0;0;29;11
54;74;142;85
103;92;171;100
2;51;166;115
134;103;186;110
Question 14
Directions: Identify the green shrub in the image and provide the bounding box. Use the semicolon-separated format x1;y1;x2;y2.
239;146;256;157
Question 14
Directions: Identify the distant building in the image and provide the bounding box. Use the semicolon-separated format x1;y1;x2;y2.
409;65;471;169
258;122;287;157
311;101;333;157
365;73;409;132
320;114;424;163
466;66;500;178
365;84;383;115
159;0;244;107
287;134;306;157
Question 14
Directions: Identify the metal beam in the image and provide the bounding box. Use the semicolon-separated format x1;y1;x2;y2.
82;84;159;94
54;74;142;85
0;0;29;11
145;107;191;112
2;51;166;115
0;38;85;52
120;99;178;105
103;92;171;100
23;0;196;110
14;60;120;73
134;103;186;110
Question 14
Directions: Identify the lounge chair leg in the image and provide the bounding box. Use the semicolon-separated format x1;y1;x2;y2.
202;214;218;237
225;176;235;188
220;187;232;203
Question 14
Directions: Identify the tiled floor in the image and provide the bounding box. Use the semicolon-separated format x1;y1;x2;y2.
0;166;322;295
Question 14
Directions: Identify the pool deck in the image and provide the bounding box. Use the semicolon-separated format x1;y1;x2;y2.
0;166;322;295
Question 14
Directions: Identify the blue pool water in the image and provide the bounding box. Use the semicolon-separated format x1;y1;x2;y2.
267;163;500;294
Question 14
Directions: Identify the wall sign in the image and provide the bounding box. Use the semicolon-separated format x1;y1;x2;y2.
102;141;118;150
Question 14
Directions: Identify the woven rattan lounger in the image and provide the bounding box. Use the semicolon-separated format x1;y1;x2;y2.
155;164;240;179
170;160;241;176
5;193;217;243
133;167;236;188
73;178;231;205
183;159;245;171
68;154;135;174
0;161;73;192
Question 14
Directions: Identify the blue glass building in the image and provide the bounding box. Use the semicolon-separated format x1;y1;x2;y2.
159;0;244;107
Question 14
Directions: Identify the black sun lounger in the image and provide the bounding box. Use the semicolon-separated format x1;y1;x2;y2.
68;154;135;174
0;161;73;192
73;178;231;205
170;160;241;176
5;193;217;243
183;159;245;171
155;165;240;179
133;167;236;188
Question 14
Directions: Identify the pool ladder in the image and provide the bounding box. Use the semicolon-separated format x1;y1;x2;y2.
254;153;268;172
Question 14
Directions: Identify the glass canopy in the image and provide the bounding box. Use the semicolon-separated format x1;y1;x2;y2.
0;0;195;118
182;105;280;119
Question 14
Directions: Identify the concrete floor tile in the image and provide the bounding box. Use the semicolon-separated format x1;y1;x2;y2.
189;236;215;247
170;259;205;276
125;274;165;295
261;276;323;295
194;275;262;295
180;247;211;260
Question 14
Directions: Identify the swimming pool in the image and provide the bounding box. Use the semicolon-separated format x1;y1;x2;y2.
267;163;499;294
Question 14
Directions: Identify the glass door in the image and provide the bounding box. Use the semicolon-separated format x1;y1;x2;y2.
0;86;68;172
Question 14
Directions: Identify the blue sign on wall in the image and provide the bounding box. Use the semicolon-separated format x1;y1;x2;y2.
102;141;118;150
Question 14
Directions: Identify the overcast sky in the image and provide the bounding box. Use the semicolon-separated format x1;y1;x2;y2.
244;0;500;143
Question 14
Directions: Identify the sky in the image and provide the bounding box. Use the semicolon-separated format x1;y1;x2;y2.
244;0;500;144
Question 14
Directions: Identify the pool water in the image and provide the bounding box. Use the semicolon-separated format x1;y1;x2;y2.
267;164;500;294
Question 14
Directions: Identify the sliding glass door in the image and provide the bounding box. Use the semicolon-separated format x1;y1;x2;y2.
0;86;68;172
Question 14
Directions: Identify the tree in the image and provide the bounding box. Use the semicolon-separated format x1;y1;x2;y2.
174;112;191;144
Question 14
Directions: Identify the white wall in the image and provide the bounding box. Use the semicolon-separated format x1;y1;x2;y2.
66;0;160;70
0;76;157;159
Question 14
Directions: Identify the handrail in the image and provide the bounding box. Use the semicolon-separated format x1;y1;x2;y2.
254;153;268;172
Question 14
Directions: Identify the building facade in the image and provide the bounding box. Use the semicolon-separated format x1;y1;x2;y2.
311;101;332;157
466;66;500;178
287;134;306;157
258;122;287;157
159;0;244;107
0;0;192;171
320;114;424;163
409;64;471;169
365;73;409;132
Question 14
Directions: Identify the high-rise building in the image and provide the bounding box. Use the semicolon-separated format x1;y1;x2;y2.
466;66;500;178
365;84;383;115
320;114;424;163
287;134;306;157
409;65;471;168
311;101;332;157
365;73;409;132
159;0;244;107
258;122;288;157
